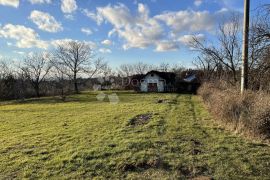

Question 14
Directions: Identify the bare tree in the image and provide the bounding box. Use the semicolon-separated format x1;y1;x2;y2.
15;68;29;100
118;64;135;77
54;41;104;94
190;14;242;84
133;62;150;74
0;59;15;99
249;4;270;61
193;55;218;81
170;63;185;74
21;52;52;97
0;59;14;80
101;64;114;78
50;65;70;100
246;4;270;90
253;4;270;43
158;62;170;72
89;58;107;78
100;64;114;89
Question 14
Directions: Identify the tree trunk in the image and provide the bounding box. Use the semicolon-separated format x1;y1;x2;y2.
232;70;238;84
34;84;40;97
74;73;79;94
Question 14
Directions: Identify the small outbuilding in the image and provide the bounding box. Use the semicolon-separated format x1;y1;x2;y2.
139;71;176;92
129;70;201;93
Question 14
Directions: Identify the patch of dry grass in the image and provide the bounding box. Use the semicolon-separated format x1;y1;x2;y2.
198;82;270;140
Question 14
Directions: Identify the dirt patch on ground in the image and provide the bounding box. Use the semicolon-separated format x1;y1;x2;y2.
156;99;177;104
157;99;170;103
178;165;211;179
190;176;213;180
118;156;170;172
127;113;152;126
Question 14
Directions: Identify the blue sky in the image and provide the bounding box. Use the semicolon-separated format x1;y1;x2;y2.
0;0;268;68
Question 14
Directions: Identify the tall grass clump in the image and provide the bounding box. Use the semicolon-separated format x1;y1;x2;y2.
198;82;270;140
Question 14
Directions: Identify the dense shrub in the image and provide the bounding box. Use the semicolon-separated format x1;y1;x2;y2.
0;75;19;100
198;82;270;139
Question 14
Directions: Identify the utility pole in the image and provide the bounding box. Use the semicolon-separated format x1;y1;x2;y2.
241;0;250;94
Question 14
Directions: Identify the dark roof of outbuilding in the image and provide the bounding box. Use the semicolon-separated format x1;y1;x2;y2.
130;74;145;80
177;72;200;84
144;70;176;83
183;74;197;82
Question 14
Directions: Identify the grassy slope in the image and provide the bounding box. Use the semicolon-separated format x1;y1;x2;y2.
0;91;269;179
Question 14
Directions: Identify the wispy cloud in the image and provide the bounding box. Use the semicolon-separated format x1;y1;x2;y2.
194;0;202;7
29;10;63;33
99;48;112;54
0;0;19;8
81;27;93;35
82;8;103;25
61;0;77;14
0;24;48;49
28;0;51;4
101;39;112;46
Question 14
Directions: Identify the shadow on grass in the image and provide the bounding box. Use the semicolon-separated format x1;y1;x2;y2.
0;95;95;106
0;91;136;105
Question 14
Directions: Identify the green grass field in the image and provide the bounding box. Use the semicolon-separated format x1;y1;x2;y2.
0;91;269;179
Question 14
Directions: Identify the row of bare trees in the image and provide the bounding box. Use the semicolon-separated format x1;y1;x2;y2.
191;5;270;90
20;41;107;98
0;41;108;100
0;40;185;100
118;62;184;77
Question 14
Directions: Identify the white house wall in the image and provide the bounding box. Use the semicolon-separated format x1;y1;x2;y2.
140;73;166;92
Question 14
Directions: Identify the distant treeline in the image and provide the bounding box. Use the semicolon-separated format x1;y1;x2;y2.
0;42;186;100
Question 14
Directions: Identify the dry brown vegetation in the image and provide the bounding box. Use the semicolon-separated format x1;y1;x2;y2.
198;82;270;140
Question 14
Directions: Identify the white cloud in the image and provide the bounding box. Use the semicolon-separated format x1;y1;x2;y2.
7;42;12;46
194;0;202;7
13;50;25;55
64;14;74;20
155;10;215;34
29;10;63;33
97;3;134;29
96;3;164;50
155;41;179;52
51;39;73;47
86;3;232;52
155;8;235;35
223;22;239;35
28;0;51;4
138;3;149;20
217;8;229;13
92;3;229;52
82;9;104;25
0;24;48;49
61;0;77;14
178;34;205;46
99;48;112;54
220;0;242;11
81;27;92;35
101;39;112;46
108;29;116;37
0;0;19;8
